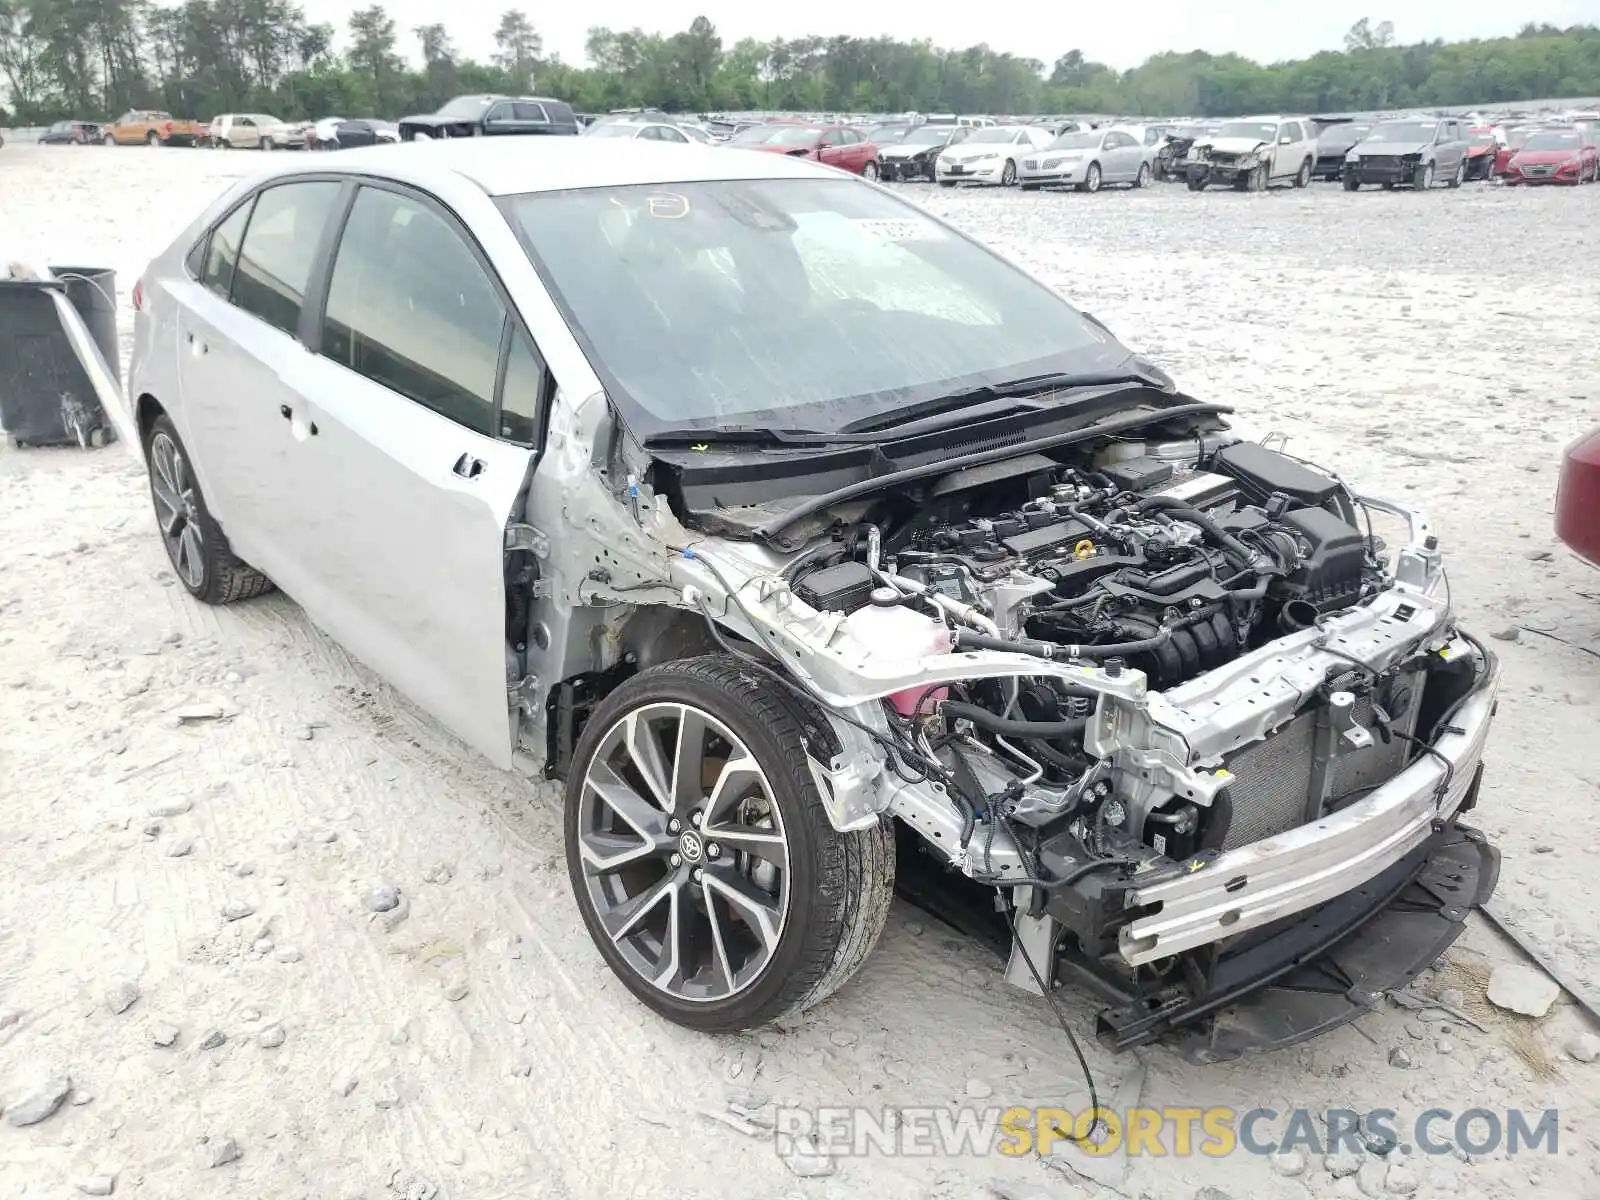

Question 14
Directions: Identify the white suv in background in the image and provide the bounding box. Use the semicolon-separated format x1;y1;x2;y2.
209;113;294;150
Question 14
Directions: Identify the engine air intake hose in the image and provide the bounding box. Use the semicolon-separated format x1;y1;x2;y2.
1128;495;1262;567
940;701;1088;739
951;627;1173;661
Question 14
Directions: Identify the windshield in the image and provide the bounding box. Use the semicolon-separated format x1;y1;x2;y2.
1523;131;1582;150
1320;124;1369;144
436;96;494;119
1470;133;1497;149
586;124;641;139
1048;132;1100;150
961;127;1019;145
500;178;1119;434
1368;121;1438;143
1216;121;1277;142
1507;129;1533;148
901;127;951;146
732;125;816;146
868;127;909;144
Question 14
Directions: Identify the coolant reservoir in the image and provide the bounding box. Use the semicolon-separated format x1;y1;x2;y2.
843;595;952;717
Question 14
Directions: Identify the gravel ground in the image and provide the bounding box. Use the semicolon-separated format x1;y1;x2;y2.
1;145;1598;1200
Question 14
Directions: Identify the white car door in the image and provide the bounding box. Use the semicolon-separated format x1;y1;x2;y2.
175;179;347;594
271;181;546;769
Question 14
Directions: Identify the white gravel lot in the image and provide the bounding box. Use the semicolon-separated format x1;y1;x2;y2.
1;144;1598;1200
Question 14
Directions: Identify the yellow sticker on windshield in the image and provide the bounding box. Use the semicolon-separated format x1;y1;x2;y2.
646;192;690;219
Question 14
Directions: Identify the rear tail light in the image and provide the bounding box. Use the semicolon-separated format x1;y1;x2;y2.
131;280;145;311
165;121;174;134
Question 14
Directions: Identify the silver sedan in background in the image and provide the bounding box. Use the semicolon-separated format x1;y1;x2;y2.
1018;126;1157;192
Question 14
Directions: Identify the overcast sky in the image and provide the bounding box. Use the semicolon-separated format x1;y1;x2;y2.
301;0;1600;69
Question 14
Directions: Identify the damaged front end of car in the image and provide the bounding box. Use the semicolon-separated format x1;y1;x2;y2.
526;390;1500;1058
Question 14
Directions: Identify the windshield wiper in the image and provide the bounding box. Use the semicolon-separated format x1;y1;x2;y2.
837;369;1167;436
641;426;845;449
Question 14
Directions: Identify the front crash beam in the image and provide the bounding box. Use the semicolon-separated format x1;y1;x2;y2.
1093;794;1498;1060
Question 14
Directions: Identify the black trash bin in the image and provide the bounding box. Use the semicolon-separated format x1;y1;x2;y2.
0;265;120;448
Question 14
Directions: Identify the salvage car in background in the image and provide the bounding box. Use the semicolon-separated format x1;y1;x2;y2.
102;110;205;146
1464;128;1501;180
1155;122;1220;181
879;124;970;181
1018;127;1152;191
331;119;400;150
1504;127;1598;185
1556;427;1600;566
1343;117;1469;190
935;124;1054;187
727;122;882;179
209;113;297;150
39;120;102;145
582;118;700;144
112;139;1501;1061
397;94;581;140
1312;120;1372;180
1185;116;1316;190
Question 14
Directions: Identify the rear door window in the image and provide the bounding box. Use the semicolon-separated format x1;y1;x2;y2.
199;199;254;298
229;181;343;337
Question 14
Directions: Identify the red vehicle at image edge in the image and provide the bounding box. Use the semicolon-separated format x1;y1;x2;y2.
728;122;882;180
1504;128;1599;185
1556;427;1600;566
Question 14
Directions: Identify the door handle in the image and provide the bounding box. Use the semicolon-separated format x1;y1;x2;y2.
280;404;317;436
451;453;486;480
187;331;207;355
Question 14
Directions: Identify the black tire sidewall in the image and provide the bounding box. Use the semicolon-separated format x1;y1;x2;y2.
144;415;224;603
563;658;839;1030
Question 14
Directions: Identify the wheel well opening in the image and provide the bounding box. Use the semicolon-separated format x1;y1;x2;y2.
135;394;165;443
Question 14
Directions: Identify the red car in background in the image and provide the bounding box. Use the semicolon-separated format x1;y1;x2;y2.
1493;127;1535;176
727;122;883;181
1556;427;1600;566
1504;127;1598;184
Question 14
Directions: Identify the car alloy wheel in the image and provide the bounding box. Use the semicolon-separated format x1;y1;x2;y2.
1135;162;1150;188
1082;162;1101;192
1418;163;1434;189
1296;159;1312;188
574;699;793;1005
149;430;207;592
1001;159;1016;186
862;160;880;182
565;658;895;1030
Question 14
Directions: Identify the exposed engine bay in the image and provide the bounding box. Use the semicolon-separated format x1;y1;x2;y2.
649;429;1497;1053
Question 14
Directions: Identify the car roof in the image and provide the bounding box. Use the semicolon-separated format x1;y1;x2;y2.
255;137;839;196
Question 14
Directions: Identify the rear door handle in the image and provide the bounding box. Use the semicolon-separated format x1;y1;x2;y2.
279;404;317;436
452;453;486;480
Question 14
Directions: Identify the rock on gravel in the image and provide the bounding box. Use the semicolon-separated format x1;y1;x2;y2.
1383;1164;1419;1194
105;981;140;1014
1486;963;1560;1017
203;1135;241;1167
1565;1033;1600;1063
147;797;193;817
75;1176;115;1196
780;1133;834;1178
151;1022;180;1048
1326;1151;1364;1178
366;884;401;912
166;836;194;857
198;1029;226;1051
4;1073;72;1126
258;1024;286;1049
1270;1149;1306;1177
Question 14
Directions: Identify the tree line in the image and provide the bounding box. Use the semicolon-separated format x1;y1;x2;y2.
2;2;1599;127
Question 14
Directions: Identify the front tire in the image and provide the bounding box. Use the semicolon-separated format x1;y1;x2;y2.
1295;158;1312;188
1078;162;1102;193
564;657;895;1032
102;134;116;147
1448;159;1465;188
1344;175;1361;191
1414;162;1434;190
861;159;880;182
146;131;161;146
1134;162;1151;188
143;415;273;606
1000;159;1017;186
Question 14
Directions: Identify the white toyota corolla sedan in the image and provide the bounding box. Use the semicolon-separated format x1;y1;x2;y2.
110;139;1500;1055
